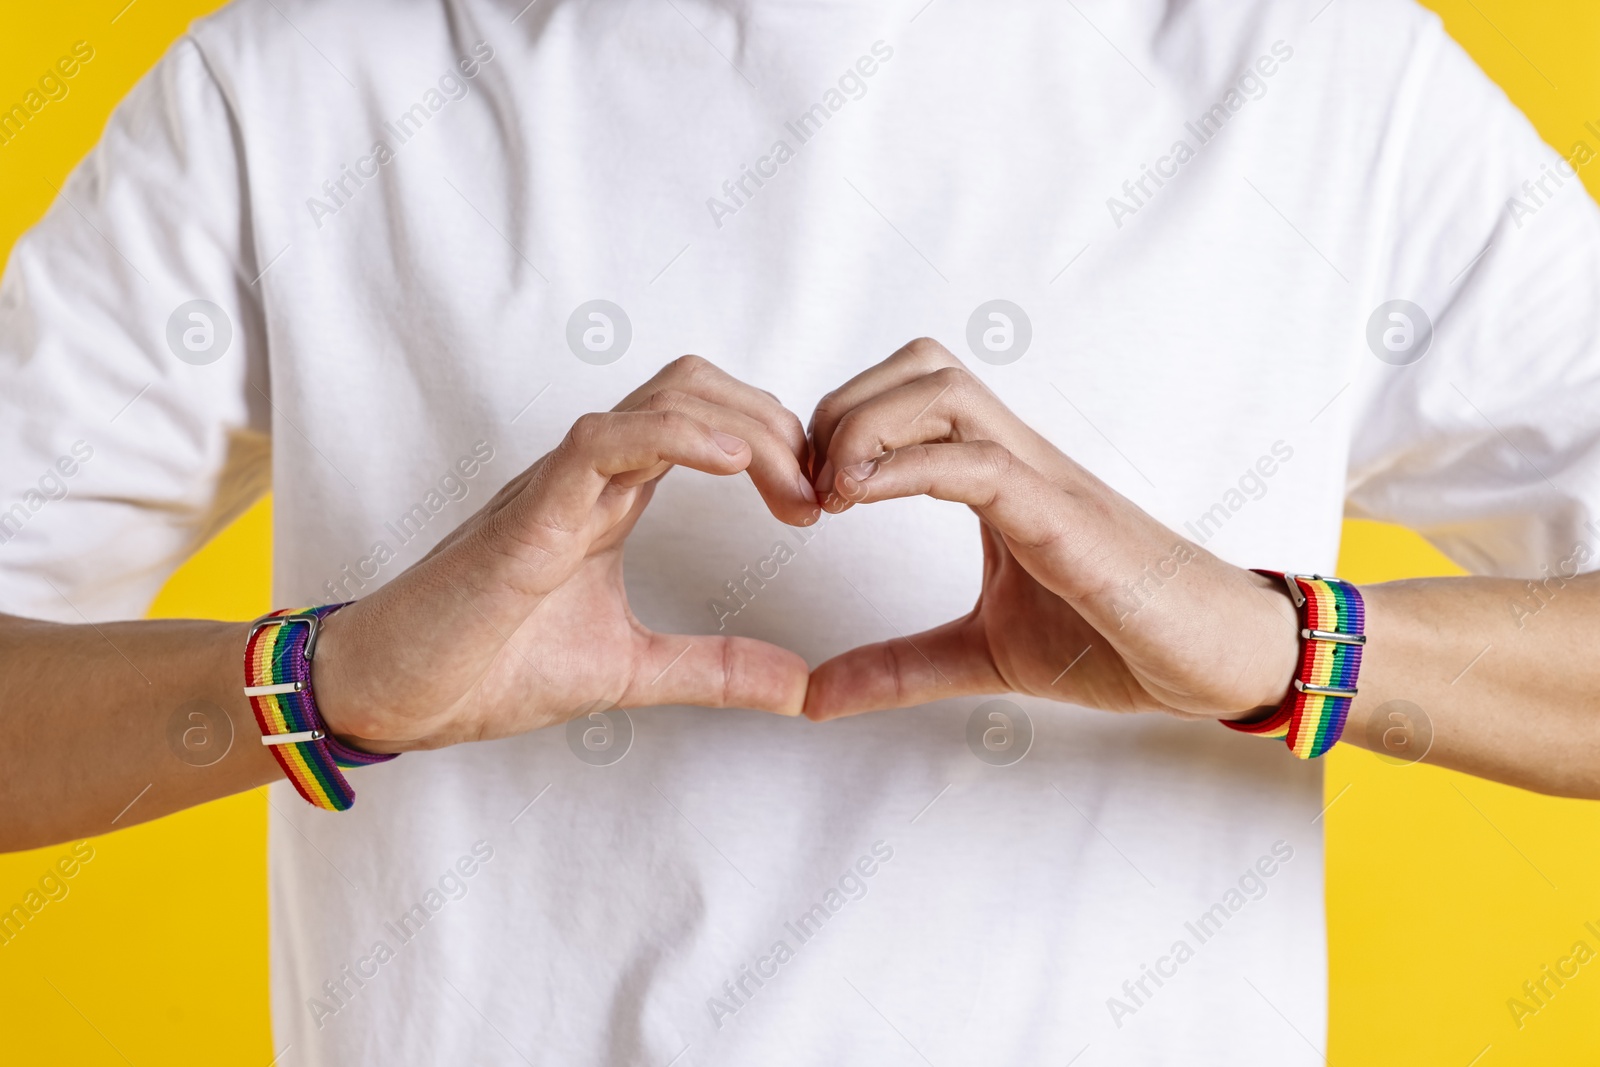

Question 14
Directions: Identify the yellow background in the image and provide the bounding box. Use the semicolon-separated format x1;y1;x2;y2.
2;1;1598;1062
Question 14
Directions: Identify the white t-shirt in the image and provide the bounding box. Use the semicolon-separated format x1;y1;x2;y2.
4;0;1600;1063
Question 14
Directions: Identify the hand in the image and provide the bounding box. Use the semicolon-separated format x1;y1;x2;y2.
313;356;817;751
803;338;1301;722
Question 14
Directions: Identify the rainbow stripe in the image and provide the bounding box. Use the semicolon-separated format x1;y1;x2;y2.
1287;576;1365;758
245;604;396;811
1225;573;1365;760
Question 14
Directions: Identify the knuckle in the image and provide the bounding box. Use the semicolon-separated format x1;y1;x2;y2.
973;439;1014;476
641;388;688;413
653;408;695;435
812;389;845;424
777;410;807;448
667;353;713;381
752;423;789;454
566;411;608;450
718;640;736;706
928;364;971;393
905;336;955;366
879;643;907;705
829;408;870;453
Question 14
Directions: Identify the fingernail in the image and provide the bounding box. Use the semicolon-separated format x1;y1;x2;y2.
711;430;747;455
842;459;878;482
795;473;818;503
815;461;834;494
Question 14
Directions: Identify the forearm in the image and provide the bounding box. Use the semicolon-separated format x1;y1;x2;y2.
0;615;281;852
1350;574;1600;797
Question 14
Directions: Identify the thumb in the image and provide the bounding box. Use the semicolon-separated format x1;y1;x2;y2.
803;616;1003;721
621;631;810;716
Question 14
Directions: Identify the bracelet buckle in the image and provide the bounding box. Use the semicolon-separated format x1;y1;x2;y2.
1280;571;1315;607
261;728;327;746
1302;627;1367;647
1294;678;1360;699
247;610;326;661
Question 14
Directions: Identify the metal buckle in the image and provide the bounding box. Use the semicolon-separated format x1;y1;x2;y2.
1295;679;1359;699
247;611;325;662
1301;628;1367;647
1281;572;1319;608
261;729;326;746
1283;572;1355;607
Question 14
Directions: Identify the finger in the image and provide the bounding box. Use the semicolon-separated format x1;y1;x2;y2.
809;337;959;480
618;355;810;475
624;631;810;716
623;389;819;525
803;616;1003;721
832;441;1217;655
818;364;1039;497
495;410;753;558
375;410;745;699
827;440;1072;550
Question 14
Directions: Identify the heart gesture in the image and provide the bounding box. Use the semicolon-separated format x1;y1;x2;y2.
802;338;1299;723
313;342;1302;754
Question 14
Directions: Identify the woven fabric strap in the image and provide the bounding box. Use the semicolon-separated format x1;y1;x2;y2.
244;603;397;811
1224;572;1366;759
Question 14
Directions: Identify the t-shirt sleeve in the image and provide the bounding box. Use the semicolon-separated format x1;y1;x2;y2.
1344;16;1600;578
0;36;269;622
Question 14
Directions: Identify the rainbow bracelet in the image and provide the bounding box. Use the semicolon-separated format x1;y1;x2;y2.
1224;571;1366;759
243;604;398;811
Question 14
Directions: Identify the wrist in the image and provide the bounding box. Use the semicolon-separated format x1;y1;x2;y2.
305;605;407;755
244;603;402;811
1225;569;1302;718
1221;571;1368;758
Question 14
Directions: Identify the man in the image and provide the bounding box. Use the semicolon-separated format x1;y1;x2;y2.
3;0;1598;1063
